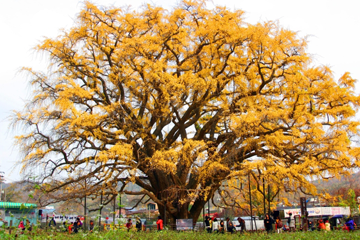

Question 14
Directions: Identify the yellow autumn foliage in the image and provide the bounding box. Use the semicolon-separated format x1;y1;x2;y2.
11;0;360;221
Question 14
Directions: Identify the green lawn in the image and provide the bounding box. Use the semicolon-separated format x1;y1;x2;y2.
1;229;359;240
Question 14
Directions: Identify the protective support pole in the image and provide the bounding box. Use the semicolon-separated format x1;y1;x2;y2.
119;193;122;219
84;195;87;231
203;202;205;230
164;201;166;229
248;173;253;231
84;180;87;231
263;178;266;216
268;184;271;214
113;195;116;223
99;194;103;231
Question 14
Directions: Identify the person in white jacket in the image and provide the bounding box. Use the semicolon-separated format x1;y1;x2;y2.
212;218;219;233
287;213;295;231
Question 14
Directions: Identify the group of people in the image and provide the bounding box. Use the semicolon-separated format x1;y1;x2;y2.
47;216;84;233
18;219;32;233
302;215;357;232
312;219;331;231
17;213;358;234
204;216;246;234
344;217;356;231
265;212;358;233
65;217;83;233
125;217;145;231
264;212;301;233
18;217;85;234
264;213;295;233
125;216;163;231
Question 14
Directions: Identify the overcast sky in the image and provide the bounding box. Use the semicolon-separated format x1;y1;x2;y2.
1;0;359;182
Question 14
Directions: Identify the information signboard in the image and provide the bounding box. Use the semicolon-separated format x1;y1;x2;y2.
284;207;350;217
176;219;193;231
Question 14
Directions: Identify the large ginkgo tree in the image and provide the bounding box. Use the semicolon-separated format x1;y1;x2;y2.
13;0;360;224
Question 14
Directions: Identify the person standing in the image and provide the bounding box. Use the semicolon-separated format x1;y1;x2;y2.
236;217;246;233
325;220;331;231
68;222;74;234
264;214;273;233
205;216;211;233
73;221;79;233
212;218;219;233
275;217;283;233
287;213;295;231
49;217;57;227
345;217;355;231
318;219;326;230
73;217;83;233
156;216;163;231
219;220;225;234
18;221;25;231
125;219;132;232
136;217;142;232
225;217;232;233
76;218;83;228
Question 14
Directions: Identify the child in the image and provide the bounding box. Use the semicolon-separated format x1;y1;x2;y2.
89;220;95;232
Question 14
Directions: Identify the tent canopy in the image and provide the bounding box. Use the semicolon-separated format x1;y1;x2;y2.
0;202;37;209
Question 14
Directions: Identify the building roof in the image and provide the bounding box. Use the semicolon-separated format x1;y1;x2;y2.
0;202;37;209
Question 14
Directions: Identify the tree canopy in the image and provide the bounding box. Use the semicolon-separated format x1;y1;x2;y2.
13;0;360;222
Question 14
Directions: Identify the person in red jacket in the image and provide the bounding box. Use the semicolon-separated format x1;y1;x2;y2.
156;216;163;231
68;222;74;234
125;219;132;231
318;219;326;230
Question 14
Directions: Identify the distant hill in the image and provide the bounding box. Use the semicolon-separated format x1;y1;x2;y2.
314;171;360;197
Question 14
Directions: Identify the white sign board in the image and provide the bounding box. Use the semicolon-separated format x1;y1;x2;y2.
176;219;193;230
284;207;350;217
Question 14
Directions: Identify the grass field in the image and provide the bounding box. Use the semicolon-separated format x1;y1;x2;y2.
1;229;359;240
